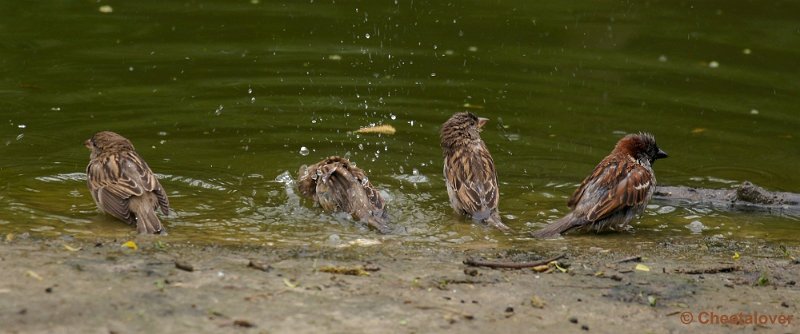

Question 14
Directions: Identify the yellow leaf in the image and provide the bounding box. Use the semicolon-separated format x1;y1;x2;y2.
122;241;138;251
691;128;706;134
635;264;650;272
63;244;81;252
732;252;740;261
5;233;13;242
531;264;550;272
355;124;396;135
552;261;567;273
27;270;43;281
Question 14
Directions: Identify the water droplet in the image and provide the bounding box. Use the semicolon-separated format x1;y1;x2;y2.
750;109;759;115
358;143;364;150
468;46;478;52
708;61;719;68
17;124;26;129
274;171;294;186
327;234;341;245
656;206;676;214
365;33;371;39
686;221;708;234
158;131;168;136
248;88;253;94
658;55;668;62
299;146;310;156
214;105;224;115
390;114;396;120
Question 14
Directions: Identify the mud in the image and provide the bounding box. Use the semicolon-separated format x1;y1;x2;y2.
1;236;798;333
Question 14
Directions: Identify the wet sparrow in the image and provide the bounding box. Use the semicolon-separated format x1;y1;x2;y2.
85;131;169;234
297;156;390;233
532;133;668;238
440;112;509;231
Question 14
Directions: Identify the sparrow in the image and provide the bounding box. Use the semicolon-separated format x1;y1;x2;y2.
85;131;170;234
440;112;510;231
532;132;668;238
297;156;390;233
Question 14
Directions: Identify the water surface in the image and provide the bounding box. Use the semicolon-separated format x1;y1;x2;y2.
1;1;798;249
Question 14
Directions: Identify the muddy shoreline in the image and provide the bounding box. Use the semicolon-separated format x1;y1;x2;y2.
1;236;797;333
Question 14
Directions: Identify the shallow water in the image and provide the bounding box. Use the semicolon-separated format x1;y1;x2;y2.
1;1;798;248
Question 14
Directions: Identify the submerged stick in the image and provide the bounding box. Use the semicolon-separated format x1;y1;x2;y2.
464;254;566;269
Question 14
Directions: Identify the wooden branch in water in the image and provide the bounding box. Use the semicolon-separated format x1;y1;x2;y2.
464;254;566;269
653;181;800;216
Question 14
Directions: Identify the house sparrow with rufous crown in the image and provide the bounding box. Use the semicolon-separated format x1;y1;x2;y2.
532;133;667;238
297;156;390;233
85;131;170;234
440;112;510;231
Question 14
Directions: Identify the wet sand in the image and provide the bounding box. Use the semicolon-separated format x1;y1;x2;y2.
0;236;797;333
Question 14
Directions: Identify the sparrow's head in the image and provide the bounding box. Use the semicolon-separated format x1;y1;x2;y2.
85;131;135;158
440;112;489;150
615;132;668;164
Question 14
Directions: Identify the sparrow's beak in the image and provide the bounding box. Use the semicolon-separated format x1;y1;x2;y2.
84;139;92;149
655;149;668;160
477;117;489;129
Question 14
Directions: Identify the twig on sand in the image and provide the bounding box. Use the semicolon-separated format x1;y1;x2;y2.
464;254;566;269
675;266;740;274
614;256;642;264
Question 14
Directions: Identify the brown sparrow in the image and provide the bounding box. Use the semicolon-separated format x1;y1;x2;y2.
85;131;169;234
440;112;510;231
532;133;668;238
297;156;390;233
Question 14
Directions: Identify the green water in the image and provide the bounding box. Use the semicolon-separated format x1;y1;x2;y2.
1;1;798;248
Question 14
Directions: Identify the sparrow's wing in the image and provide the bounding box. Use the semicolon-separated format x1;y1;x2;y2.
446;143;498;216
567;159;612;209
585;162;653;222
347;164;386;214
87;151;163;218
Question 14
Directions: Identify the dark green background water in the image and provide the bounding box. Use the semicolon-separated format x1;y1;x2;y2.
1;1;798;248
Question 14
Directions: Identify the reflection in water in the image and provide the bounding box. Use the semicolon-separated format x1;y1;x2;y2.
0;1;798;247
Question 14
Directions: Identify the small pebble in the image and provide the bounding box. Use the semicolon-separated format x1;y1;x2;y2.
505;307;514;313
581;325;589;331
233;319;256;328
175;261;194;272
569;317;579;324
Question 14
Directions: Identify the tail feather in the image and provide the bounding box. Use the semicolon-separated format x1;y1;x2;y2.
531;213;583;238
485;213;511;231
136;209;163;234
366;214;391;234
